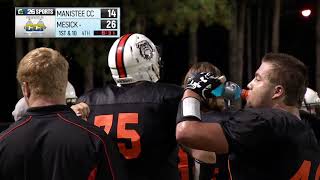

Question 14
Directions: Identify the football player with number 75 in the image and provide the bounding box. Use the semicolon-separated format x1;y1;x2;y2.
73;33;183;180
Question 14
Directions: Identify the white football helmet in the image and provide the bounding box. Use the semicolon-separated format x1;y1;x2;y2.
12;82;78;121
301;87;320;114
108;33;161;86
12;97;28;121
65;82;77;105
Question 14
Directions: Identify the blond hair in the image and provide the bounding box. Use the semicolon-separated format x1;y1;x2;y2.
17;47;69;99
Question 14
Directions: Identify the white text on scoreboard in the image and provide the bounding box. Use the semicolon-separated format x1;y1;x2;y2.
15;7;120;38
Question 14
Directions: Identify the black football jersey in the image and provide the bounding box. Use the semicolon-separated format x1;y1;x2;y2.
220;108;320;180
78;81;183;180
0;105;127;180
300;110;320;144
194;157;229;180
192;111;231;180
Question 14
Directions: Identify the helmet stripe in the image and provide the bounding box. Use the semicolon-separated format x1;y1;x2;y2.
116;34;132;78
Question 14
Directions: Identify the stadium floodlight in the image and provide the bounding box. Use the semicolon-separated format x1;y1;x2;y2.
301;9;311;17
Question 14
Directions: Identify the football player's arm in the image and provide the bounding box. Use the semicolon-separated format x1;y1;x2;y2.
70;102;90;120
190;149;216;164
176;89;229;154
180;144;217;164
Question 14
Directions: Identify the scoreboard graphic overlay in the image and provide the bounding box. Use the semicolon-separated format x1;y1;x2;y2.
15;7;120;38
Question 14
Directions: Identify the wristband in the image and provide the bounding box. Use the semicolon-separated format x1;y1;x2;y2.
176;97;201;124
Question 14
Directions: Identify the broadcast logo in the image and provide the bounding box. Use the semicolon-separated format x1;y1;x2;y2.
17;9;24;15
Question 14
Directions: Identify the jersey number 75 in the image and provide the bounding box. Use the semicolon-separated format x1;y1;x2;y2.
94;113;141;159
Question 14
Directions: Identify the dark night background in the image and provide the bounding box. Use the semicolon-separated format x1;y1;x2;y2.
0;0;318;123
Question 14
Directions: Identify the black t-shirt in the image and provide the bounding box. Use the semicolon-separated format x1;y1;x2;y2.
78;81;183;180
0;105;127;180
220;108;320;180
